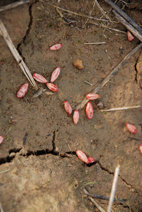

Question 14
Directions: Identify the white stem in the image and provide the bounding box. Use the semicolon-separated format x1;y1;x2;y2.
0;203;4;212
101;105;141;112
107;165;120;212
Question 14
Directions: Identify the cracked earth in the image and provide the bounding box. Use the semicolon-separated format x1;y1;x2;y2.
0;0;142;211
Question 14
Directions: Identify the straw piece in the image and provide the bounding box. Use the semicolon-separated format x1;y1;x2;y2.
0;0;29;13
95;0;111;21
84;42;106;45
89;197;105;212
0;202;4;212
76;43;142;110
113;10;142;42
104;0;142;34
0;19;38;90
49;4;109;22
101;105;141;112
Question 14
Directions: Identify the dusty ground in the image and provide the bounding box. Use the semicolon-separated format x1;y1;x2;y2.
0;0;142;211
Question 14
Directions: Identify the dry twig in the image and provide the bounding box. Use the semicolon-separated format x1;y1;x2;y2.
0;0;29;13
113;10;142;42
32;88;54;98
56;7;76;25
101;105;141;112
76;43;142;110
53;3;124;34
0;19;38;90
107;165;120;212
89;21;126;34
84;42;106;45
89;197;105;212
84;187;126;202
84;81;93;86
49;4;109;22
0;203;4;212
95;0;111;21
83;0;96;27
104;0;142;34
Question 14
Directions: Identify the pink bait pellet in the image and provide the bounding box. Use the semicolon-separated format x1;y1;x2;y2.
86;102;94;119
87;157;95;164
46;83;58;92
33;73;47;83
50;67;61;83
49;43;62;51
76;150;88;164
139;144;142;154
73;110;79;124
125;123;137;135
16;83;29;98
86;93;100;100
127;31;134;42
0;136;4;144
64;101;72;115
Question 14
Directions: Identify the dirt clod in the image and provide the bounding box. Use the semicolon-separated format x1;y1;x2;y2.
97;101;104;109
73;59;84;70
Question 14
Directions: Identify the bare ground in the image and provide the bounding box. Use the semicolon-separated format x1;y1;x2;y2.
0;0;142;211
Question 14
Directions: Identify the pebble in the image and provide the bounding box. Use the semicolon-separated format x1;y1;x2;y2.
73;59;84;70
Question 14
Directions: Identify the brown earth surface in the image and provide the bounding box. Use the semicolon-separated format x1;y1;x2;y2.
0;0;142;211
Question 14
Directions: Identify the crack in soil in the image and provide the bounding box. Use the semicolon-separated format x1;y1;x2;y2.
17;0;38;56
0;131;69;165
119;176;139;194
52;131;56;152
97;161;139;194
97;161;113;174
0;140;139;196
0;155;15;165
9;148;22;154
0;147;68;166
0;148;22;165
